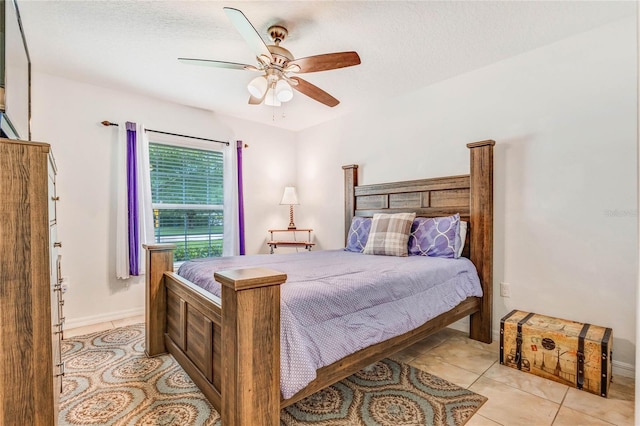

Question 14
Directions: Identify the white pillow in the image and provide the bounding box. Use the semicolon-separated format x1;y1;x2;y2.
456;221;468;258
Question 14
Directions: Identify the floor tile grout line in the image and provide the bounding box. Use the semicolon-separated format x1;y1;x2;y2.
423;357;495;385
467;372;484;390
481;363;575;405
478;359;498;377
475;333;633;424
549;386;569;425
471;373;564;406
558;389;626;426
477;413;506;426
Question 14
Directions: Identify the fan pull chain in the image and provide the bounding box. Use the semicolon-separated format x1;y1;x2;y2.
271;104;286;122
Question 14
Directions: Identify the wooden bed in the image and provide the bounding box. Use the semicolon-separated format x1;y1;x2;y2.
144;140;494;426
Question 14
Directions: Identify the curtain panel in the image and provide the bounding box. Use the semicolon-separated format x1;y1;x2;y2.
236;140;246;255
116;122;154;279
222;139;239;257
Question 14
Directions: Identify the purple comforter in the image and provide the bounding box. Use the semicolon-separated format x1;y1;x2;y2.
177;249;482;399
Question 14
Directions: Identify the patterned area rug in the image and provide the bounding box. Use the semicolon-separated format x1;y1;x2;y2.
59;324;486;426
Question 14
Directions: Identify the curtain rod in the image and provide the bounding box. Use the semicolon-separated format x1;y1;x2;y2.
101;120;230;146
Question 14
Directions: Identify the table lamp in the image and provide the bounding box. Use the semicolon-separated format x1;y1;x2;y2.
280;186;299;229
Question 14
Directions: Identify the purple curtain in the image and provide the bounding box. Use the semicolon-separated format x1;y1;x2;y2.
126;122;140;275
237;140;245;255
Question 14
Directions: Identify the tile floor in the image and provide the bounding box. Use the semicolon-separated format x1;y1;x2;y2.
64;318;634;425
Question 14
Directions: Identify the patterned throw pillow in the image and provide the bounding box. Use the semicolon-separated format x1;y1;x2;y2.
408;214;461;258
345;217;372;253
363;212;416;257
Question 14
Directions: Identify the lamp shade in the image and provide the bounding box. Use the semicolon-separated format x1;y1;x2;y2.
275;79;293;102
247;76;268;98
280;186;299;205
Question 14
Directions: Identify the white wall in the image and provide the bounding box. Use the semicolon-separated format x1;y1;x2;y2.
219;115;301;255
30;73;296;327
297;18;638;371
26;16;637;373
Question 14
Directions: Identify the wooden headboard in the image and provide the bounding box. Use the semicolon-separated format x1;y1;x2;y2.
342;140;495;342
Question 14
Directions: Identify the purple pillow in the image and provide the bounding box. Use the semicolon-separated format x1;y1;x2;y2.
408;214;460;258
344;217;372;253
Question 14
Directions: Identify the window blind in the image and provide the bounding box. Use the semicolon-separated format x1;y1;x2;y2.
149;143;224;261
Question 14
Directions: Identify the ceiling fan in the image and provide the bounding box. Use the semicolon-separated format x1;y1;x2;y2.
178;7;361;107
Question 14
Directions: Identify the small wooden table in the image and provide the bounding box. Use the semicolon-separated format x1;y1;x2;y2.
267;229;314;254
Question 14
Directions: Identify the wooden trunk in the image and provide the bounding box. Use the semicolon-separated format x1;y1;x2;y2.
500;310;612;397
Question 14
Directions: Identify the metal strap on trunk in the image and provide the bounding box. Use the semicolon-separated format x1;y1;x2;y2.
576;323;590;390
500;310;518;365
516;312;535;370
601;327;612;397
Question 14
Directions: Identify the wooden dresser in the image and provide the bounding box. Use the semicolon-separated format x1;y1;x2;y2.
0;138;63;425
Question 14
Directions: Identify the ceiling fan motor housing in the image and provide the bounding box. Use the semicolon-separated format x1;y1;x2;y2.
265;26;292;70
268;45;294;69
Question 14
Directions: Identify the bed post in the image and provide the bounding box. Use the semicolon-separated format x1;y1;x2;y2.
143;243;176;356
343;164;358;245
467;140;495;343
216;268;287;426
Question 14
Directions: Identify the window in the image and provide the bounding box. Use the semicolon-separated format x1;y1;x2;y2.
149;142;224;262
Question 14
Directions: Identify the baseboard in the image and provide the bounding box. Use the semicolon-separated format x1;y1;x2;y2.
446;320;501;342
65;307;145;330
612;360;635;378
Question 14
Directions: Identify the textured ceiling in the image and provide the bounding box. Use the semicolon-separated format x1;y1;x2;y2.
18;1;635;131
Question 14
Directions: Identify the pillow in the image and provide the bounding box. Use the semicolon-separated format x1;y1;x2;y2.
455;221;468;258
344;217;372;253
363;212;416;257
408;214;460;258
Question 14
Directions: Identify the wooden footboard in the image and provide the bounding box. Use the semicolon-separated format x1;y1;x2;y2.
145;244;286;425
144;140;495;426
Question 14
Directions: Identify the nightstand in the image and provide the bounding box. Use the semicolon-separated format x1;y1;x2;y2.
267;229;315;254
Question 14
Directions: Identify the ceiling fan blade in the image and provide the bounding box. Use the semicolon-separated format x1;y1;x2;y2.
178;58;253;70
248;94;265;105
223;7;272;61
287;51;361;73
290;77;339;107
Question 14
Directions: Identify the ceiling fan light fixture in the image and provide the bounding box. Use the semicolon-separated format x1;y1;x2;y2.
247;76;268;98
264;87;281;106
275;79;293;102
183;8;361;108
